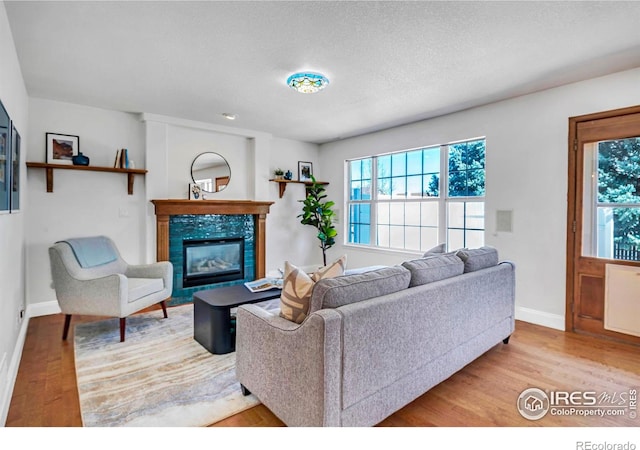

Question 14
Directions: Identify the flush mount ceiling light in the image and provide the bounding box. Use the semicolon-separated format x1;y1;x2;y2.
286;72;329;94
221;113;237;120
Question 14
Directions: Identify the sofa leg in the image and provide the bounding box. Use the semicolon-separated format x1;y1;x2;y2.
240;384;251;396
62;314;72;340
120;318;126;342
160;300;168;319
503;335;511;344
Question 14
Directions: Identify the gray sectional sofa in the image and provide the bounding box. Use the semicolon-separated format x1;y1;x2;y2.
235;247;516;427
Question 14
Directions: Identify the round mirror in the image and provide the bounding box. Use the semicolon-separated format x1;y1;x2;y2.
190;152;231;193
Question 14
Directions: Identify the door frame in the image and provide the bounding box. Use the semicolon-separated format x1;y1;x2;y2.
566;104;640;337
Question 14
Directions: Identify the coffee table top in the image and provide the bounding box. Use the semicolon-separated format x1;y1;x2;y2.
193;284;281;308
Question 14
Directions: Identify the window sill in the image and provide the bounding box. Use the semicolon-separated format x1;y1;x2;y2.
342;243;424;258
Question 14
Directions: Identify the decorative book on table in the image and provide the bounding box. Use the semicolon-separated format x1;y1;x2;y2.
244;277;283;293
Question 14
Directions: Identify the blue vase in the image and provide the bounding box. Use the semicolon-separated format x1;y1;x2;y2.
284;170;293;180
72;152;90;166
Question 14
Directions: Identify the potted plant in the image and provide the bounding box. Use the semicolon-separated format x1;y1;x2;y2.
298;175;337;266
274;168;284;180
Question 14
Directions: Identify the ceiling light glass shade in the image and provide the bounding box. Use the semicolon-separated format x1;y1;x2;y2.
286;72;329;94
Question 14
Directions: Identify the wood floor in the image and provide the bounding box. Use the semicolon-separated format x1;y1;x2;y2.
6;309;640;427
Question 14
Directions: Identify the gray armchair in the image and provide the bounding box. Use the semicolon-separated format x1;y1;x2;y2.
49;235;173;342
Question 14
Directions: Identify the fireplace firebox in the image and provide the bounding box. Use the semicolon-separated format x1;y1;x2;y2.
183;238;244;288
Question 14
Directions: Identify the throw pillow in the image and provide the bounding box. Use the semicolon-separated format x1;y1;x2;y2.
456;246;499;273
279;256;347;324
401;254;464;287
279;261;315;324
311;254;347;282
422;242;446;256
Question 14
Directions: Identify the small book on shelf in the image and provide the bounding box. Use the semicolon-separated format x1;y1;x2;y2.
114;148;130;169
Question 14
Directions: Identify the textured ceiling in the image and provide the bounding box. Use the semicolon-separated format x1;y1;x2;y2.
5;1;640;144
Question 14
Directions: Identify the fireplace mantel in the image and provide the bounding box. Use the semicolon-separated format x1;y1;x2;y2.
151;199;274;279
151;199;273;217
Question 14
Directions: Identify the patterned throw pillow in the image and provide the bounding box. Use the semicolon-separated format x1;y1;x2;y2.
280;256;347;324
311;254;347;282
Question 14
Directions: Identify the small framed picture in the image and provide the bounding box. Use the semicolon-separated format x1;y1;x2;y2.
46;133;79;165
298;161;313;182
189;183;203;200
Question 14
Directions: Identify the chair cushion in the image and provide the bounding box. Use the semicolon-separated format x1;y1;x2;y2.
401;254;464;287
456;246;499;273
128;278;165;302
311;265;411;309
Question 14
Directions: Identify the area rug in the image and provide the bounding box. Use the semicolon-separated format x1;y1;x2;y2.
74;302;270;427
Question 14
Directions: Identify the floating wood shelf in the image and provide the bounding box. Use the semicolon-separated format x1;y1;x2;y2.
26;162;148;195
269;179;329;198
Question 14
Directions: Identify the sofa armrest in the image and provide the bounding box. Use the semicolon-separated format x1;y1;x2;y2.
236;304;343;426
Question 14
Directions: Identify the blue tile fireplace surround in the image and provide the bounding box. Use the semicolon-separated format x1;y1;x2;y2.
150;199;274;305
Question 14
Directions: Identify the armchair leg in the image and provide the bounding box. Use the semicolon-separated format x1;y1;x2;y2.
503;335;511;344
240;384;251;396
120;318;126;342
62;314;72;340
160;300;168;319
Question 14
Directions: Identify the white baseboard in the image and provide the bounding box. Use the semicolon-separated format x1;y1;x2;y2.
0;315;29;426
515;306;565;331
27;300;61;318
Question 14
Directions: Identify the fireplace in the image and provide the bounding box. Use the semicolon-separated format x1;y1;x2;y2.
151;199;274;305
183;238;245;288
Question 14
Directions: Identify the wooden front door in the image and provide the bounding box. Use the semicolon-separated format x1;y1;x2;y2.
567;106;640;345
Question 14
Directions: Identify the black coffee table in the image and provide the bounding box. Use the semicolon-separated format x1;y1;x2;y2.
193;284;281;354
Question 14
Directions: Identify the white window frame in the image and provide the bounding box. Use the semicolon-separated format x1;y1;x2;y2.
345;139;486;253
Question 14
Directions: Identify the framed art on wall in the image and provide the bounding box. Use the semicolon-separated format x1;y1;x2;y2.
298;161;313;182
11;124;20;212
0;100;10;213
46;132;79;165
189;183;203;200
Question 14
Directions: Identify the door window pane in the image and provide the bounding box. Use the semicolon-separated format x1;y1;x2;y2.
583;138;640;261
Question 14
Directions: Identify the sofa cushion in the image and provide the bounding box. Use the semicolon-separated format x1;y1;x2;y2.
401;254;464;287
311;265;411;310
456;246;499;273
280;256;346;324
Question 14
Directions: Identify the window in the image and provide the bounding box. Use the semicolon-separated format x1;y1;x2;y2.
347;138;485;252
582;137;640;261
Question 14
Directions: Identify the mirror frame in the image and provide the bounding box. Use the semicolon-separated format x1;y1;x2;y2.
190;152;231;194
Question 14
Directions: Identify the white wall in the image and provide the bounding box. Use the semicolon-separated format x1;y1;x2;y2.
0;0;29;426
25;98;146;315
166;124;249;200
141;115;323;275
319;66;640;331
266;137;323;273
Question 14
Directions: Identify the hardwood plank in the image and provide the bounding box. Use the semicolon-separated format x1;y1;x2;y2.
6;317;640;427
